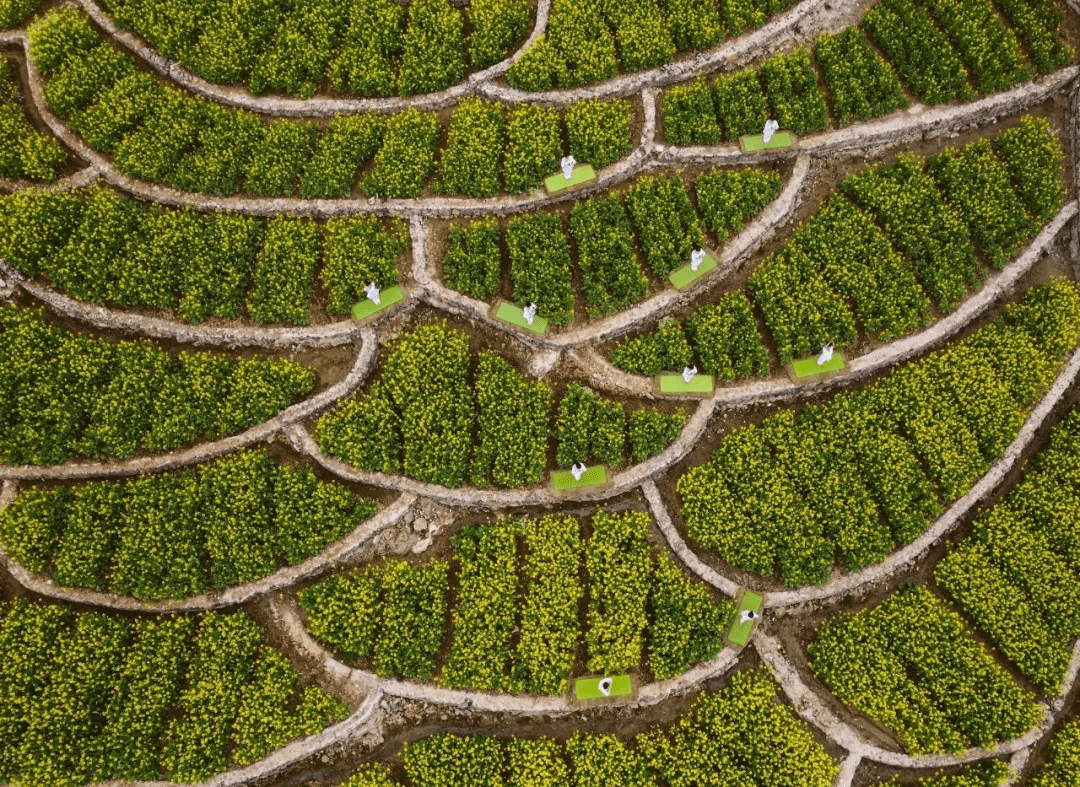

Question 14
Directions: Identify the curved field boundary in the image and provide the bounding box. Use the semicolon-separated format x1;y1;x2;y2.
586;201;1079;401
640;338;1080;607
272;593;741;716
284;391;714;508
75;0;550;116
0;165;100;195
0;326;377;482
286;203;1077;507
4;36;1073;219
0;258;372;350
72;0;830;114
755;630;1080;769
94;688;385;787
0;481;417;612
413;156;811;350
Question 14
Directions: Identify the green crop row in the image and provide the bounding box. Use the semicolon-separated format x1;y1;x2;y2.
0;600;346;785
301;511;731;693
665;2;1072;145
1031;718;1080;786
621;120;1062;372
446;168;781;322
0;305;314;466
663;45;837;145
339;667;835;787
0;57;66;181
508;0;798;91
0;449;376;600
612;293;769;381
27;10;631;198
809;585;1041;755
677;280;1080;587
0;185;406;323
934;407;1080;695
94;0;529;97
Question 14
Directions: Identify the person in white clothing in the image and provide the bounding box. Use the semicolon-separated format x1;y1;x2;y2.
560;155;577;180
817;341;835;366
522;302;538;325
740;609;757;624
682;365;698;383
690;246;706;272
363;282;381;305
570;462;587;481
763;118;780;144
598;677;613;696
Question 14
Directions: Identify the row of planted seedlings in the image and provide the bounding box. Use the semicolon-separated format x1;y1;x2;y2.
0;55;69;182
437;162;785;324
662;0;1075;146
605;115;1068;384
329;666;839;787
297;506;734;693
0;301;328;466
0;591;352;786
25;7;639;199
670;277;1080;590
798;395;1080;758
84;0;533;99
314;318;691;490
0;184;411;325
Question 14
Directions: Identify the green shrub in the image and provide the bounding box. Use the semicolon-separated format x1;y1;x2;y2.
759;47;829;134
328;0;404;97
694;167;782;241
398;0;464;95
506;212;576;324
300;113;384;198
246;216;320;324
443;219;502;301
245;121;319;197
624;174;704;277
663;76;721;146
570;196;648;316
713;68;768;140
468;0;531;69
437;98;504;197
566;98;631;168
322;215;406;314
361;108;440;198
503;104;562;193
628;408;687;462
611;318;693;376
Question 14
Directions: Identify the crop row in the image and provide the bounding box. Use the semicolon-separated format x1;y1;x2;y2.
443;168;782;321
0;56;66;181
508;0;800;91
0;305;315;466
0;185;407;323
677;279;1080;587
0;449;376;600
300;510;731;692
29;9;633;199
664;0;1073;145
809;585;1042;754
869;762;1010;787
1030;718;1080;786
0;599;348;785
933;405;1080;696
97;0;531;98
317;323;688;489
340;668;836;787
616;117;1064;372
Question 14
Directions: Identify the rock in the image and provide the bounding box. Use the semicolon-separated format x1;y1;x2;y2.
411;536;433;554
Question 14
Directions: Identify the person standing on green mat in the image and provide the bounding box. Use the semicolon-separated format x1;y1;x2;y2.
363;282;381;305
682;365;698;383
740;609;758;624
571;462;587;481
690;246;706;272
560;154;577;179
763;118;779;144
817;341;835;366
523;302;537;325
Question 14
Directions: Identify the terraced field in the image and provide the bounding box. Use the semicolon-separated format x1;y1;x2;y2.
4;0;1080;784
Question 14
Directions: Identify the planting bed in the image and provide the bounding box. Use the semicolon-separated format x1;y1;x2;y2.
6;0;1080;785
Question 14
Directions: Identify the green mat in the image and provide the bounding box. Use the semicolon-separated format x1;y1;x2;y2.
658;373;714;394
545;164;597;194
791;353;846;379
575;674;633;700
739;131;796;152
551;465;608;491
351;285;404;322
494;301;549;335
668;252;718;290
726;590;763;648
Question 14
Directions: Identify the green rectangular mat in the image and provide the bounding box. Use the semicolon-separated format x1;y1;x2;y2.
668;252;718;290
551;465;608;491
352;285;404;322
791;353;846;379
658;373;714;394
494;301;549;334
575;674;633;700
739;131;796;152
726;590;763;647
545;164;597;194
